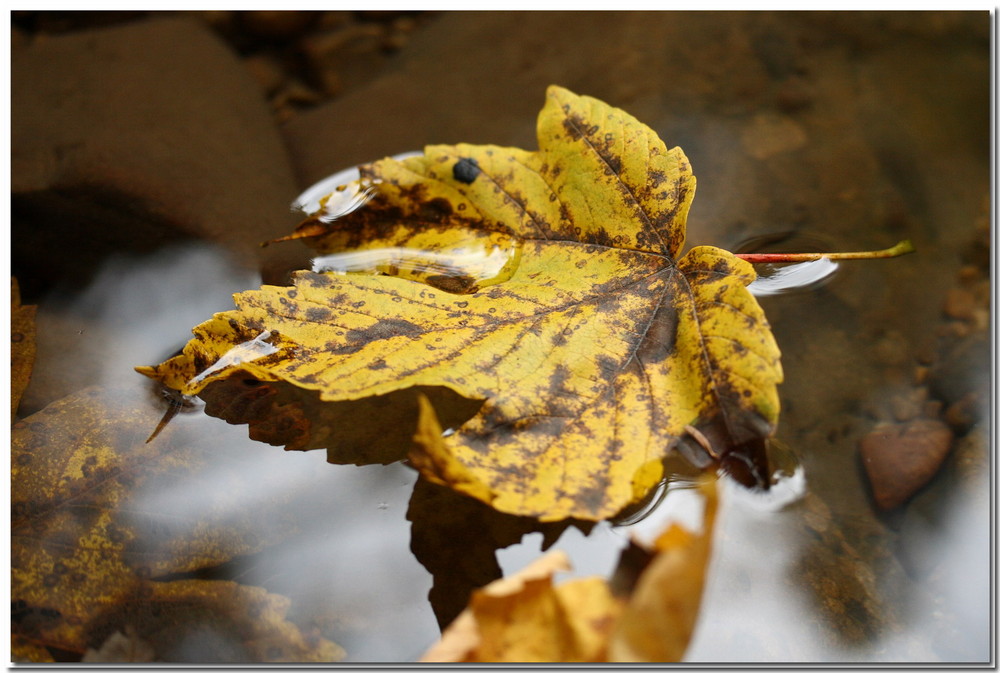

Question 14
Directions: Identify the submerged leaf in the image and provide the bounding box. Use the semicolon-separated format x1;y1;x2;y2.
11;385;343;662
139;86;782;522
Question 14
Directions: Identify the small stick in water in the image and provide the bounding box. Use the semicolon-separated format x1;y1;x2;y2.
735;240;914;264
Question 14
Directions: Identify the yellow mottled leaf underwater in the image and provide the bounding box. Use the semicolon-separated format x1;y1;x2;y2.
11;385;344;662
139;85;783;522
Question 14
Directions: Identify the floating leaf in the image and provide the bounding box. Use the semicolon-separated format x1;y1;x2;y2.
139;86;782;522
11;277;37;420
11;384;343;662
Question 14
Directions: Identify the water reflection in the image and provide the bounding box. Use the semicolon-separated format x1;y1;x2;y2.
311;233;523;292
748;258;840;296
25;244;260;406
684;463;990;662
132;413;441;661
497;468;805;587
292;151;422;217
188;330;280;386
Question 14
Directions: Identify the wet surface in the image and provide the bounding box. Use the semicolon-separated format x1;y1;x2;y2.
11;10;991;664
310;233;523;291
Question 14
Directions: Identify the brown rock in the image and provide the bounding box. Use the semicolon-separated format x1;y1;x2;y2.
275;79;323;107
956;264;981;284
920;399;943;419
281;11;777;191
952;427;988;492
12;17;306;291
316;11;353;32
741;112;808;160
872;330;911;368
971;277;990;304
11;24;29;51
859;419;953;510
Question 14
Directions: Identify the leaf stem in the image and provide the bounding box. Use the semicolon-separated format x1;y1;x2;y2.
734;239;914;264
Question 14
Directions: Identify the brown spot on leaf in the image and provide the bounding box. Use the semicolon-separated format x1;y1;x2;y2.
345;318;423;348
305;306;333;322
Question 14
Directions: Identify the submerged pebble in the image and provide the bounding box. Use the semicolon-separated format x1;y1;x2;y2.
859;419;953;510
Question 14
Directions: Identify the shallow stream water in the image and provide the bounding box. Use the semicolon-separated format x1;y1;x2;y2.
14;232;990;662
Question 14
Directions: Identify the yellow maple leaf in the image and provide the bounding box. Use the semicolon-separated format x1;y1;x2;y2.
138;86;782;522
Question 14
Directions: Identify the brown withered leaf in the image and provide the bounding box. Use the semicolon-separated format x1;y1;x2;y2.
608;477;719;661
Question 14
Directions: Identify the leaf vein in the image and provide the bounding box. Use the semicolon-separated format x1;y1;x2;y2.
560;106;666;254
